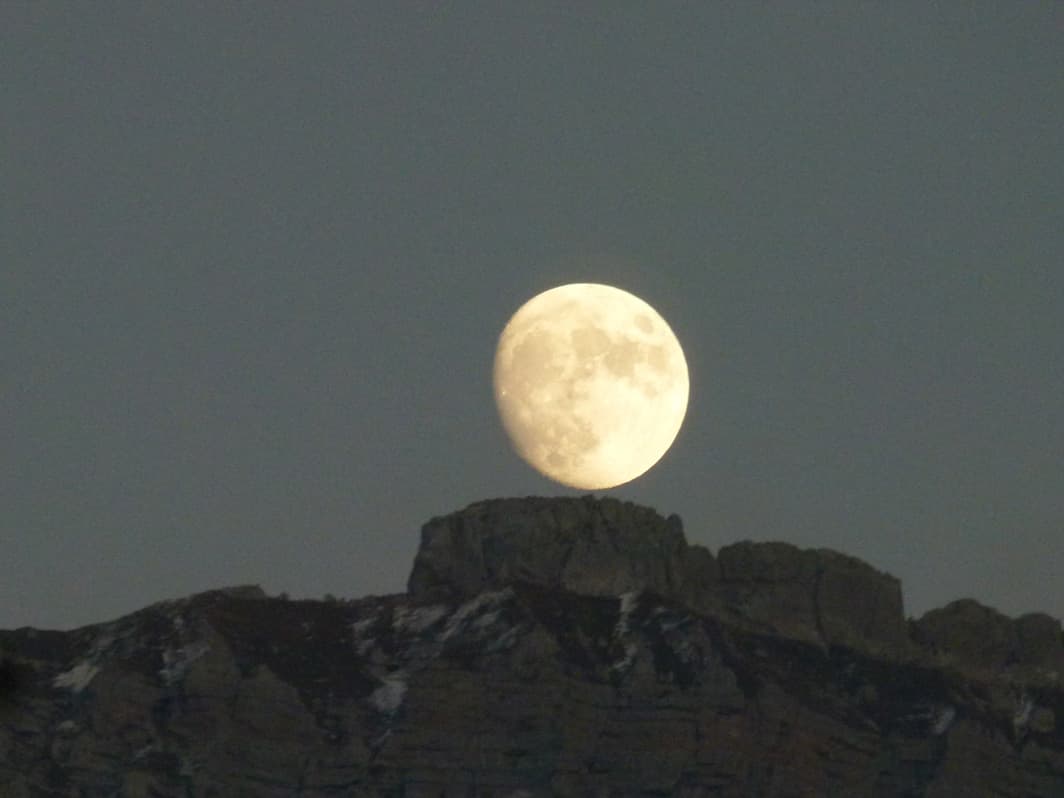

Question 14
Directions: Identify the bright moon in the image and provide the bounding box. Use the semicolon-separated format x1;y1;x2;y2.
494;283;689;490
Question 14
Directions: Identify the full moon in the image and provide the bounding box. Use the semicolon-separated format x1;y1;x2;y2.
494;283;689;489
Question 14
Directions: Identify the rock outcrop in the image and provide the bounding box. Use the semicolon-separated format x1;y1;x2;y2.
913;599;1064;679
2;496;1063;796
410;496;908;657
408;496;711;601
715;540;910;656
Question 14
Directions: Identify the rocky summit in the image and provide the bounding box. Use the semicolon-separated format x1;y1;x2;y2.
2;497;1063;797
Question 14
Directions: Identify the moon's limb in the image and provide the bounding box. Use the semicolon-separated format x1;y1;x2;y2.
493;283;689;489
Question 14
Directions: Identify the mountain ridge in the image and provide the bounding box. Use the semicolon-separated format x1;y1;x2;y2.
2;496;1062;796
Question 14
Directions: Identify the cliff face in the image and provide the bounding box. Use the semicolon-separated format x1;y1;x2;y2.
2;497;1063;797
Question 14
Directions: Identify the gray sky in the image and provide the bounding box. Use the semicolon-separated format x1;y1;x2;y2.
3;4;1062;631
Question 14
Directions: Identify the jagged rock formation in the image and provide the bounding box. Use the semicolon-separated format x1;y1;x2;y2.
2;496;1063;796
411;497;909;656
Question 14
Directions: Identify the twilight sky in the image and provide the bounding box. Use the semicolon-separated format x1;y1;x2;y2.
4;4;1062;631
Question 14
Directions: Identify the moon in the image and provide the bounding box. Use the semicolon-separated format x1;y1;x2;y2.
493;283;689;490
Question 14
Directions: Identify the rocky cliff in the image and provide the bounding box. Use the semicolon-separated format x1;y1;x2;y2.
2;496;1063;796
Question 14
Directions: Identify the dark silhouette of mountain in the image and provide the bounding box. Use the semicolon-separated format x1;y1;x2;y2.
2;496;1062;796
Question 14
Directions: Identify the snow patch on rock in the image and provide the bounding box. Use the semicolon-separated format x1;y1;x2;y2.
352;613;380;656
1013;694;1034;739
610;591;642;674
160;641;210;687
615;590;639;637
53;661;99;693
440;589;513;642
393;604;448;635
932;705;956;735
352;613;378;637
369;672;407;714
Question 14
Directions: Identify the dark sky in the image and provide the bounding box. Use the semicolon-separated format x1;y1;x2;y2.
4;4;1062;631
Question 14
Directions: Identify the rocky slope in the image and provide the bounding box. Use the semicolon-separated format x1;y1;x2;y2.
2;496;1062;796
